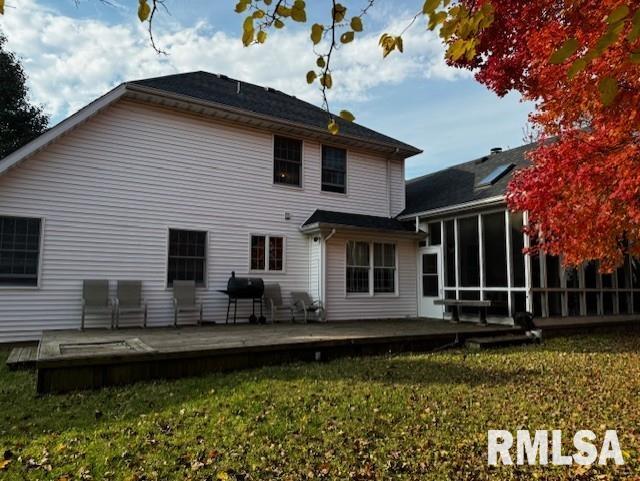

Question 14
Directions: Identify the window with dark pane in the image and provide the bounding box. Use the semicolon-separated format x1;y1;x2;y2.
482;212;507;287
510;212;526;287
427;221;441;246
346;241;369;293
457;216;479;287
167;229;206;286
374;243;395;293
422;253;438;297
268;236;284;271
321;146;346;193
251;235;266;270
444;220;456;287
485;291;509;317
273;136;302;187
0;216;41;286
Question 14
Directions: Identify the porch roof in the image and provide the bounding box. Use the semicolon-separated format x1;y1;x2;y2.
301;209;424;237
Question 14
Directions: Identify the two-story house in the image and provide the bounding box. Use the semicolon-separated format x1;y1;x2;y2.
0;71;424;342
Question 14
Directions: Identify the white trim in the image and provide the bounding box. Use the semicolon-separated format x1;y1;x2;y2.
398;195;505;220
0;85;127;177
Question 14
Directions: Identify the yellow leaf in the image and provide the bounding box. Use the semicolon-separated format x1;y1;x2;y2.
252;9;265;19
598;76;618;106
257;30;267;43
320;73;333;89
428;11;447;30
291;1;306;23
607;5;629;24
350;16;363;32
339;110;355;122
310;23;323;44
340;31;354;44
0;459;10;470
274;19;284;29
235;1;248;13
396;36;403;53
306;70;317;84
217;472;230;481
316;56;325;67
328;119;339;135
332;4;347;23
137;0;151;22
276;5;291;17
422;0;440;14
0;0;5;15
549;37;579;64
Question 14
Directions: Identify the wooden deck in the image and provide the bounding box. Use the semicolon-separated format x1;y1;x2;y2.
35;319;518;393
30;314;640;393
6;345;38;370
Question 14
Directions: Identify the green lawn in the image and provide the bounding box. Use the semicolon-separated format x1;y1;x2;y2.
1;331;639;480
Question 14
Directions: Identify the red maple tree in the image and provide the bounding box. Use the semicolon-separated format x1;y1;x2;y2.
450;0;640;271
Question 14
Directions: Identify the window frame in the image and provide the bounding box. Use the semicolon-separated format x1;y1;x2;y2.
373;242;397;294
165;227;208;288
0;214;44;290
272;135;304;189
345;239;398;297
249;233;286;273
321;144;348;195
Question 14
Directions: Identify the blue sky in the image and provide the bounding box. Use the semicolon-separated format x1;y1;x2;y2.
1;0;532;178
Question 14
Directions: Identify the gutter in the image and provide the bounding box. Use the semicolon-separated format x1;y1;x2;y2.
300;222;425;239
398;195;506;220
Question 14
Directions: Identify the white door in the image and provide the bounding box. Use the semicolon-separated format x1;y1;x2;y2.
419;247;444;318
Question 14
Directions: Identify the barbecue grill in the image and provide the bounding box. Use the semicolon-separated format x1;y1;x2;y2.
218;271;266;324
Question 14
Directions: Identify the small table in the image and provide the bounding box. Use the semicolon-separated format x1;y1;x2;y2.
433;299;493;324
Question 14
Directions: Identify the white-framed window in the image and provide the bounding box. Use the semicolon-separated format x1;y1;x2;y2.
273;135;302;187
346;240;397;295
346;241;370;293
0;215;42;287
167;228;207;287
321;145;347;194
374;243;396;293
250;234;285;272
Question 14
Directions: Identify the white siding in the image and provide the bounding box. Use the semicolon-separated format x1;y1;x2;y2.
390;159;406;216
325;231;418;320
0;100;412;342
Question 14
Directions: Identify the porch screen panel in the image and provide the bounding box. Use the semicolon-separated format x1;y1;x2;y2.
546;255;562;316
509;212;526;287
585;261;599;315
457;216;479;287
346;241;370;293
565;268;581;316
444;220;456;287
632;257;640;312
482;212;507;287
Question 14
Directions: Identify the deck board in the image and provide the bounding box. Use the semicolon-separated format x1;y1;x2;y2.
6;346;38;370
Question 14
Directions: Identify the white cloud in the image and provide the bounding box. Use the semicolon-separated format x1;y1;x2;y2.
0;0;470;122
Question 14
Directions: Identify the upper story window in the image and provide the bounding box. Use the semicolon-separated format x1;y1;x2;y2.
251;235;284;271
0;216;42;287
273;136;302;187
167;229;207;287
322;146;346;193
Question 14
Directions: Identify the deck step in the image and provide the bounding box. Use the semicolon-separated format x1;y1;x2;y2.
465;334;536;350
6;346;38;370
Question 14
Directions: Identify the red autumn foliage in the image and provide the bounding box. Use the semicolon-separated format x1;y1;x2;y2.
450;0;640;271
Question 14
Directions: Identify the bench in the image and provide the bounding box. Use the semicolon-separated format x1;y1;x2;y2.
433;299;493;324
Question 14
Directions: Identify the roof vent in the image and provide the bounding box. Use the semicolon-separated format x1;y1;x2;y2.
475;155;490;164
490;147;503;155
236;81;241;94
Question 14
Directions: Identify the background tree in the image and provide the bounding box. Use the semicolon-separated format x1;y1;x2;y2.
0;32;48;159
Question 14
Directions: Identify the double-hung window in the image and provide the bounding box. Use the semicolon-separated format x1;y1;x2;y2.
251;235;284;271
0;216;42;287
321;146;346;193
374;243;396;293
167;229;207;286
346;241;397;294
273;136;302;187
346;241;370;293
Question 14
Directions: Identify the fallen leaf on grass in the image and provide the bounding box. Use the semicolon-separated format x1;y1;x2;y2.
0;459;11;470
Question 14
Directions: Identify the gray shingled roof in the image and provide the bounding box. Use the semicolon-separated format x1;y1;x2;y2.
129;71;420;155
302;209;415;232
402;142;537;216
